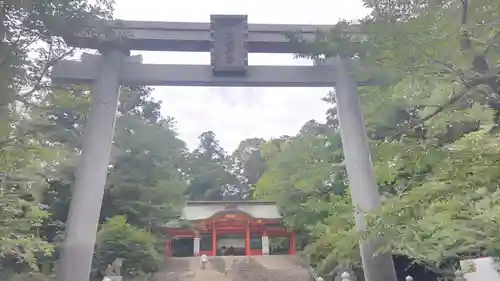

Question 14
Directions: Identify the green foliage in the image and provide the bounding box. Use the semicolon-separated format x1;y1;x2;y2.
94;216;161;276
185;131;242;200
254;122;350;270
1;0;114;273
0;189;53;271
1;1;191;278
231;138;267;195
107;93;188;228
257;0;500;276
366;130;500;264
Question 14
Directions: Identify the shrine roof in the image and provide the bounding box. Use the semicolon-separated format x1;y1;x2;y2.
181;200;282;221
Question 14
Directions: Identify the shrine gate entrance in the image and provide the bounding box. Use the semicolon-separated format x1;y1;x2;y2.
52;15;397;281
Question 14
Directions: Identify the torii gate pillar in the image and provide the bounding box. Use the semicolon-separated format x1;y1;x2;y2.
55;45;130;281
328;56;398;281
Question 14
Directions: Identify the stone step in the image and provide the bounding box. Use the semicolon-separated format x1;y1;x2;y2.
150;256;312;281
251;255;305;270
162;257;191;272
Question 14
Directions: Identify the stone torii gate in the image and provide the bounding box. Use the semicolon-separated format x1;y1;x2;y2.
52;15;396;281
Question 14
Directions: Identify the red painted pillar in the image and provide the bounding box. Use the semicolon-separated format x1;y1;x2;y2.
289;232;296;255
245;222;251;256
212;222;217;256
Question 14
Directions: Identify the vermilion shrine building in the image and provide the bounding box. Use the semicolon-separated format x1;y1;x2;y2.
161;201;296;257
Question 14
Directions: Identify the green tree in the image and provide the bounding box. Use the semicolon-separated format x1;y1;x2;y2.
94;216;161;277
2;1;189;274
106;110;188;229
40;85;189;225
0;184;52;277
254;121;349;270
185;131;241;200
1;0;114;276
230;138;267;198
266;0;500;275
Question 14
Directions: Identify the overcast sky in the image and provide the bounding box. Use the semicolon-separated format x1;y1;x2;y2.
113;0;370;152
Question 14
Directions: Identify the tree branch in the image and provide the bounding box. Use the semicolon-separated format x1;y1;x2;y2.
387;88;470;142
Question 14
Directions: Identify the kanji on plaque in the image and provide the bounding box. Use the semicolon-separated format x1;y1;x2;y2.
210;15;248;76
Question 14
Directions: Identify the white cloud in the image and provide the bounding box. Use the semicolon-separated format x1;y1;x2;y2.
113;0;370;152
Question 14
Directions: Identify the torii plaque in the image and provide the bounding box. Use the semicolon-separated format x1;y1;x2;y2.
52;15;396;281
210;15;248;76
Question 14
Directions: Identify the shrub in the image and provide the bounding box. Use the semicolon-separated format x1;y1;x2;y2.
94;216;161;276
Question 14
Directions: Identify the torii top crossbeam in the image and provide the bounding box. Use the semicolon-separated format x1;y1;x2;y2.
52;15;372;87
64;16;362;53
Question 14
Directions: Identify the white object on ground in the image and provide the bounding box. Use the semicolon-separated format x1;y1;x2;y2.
460;257;500;281
201;254;208;263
